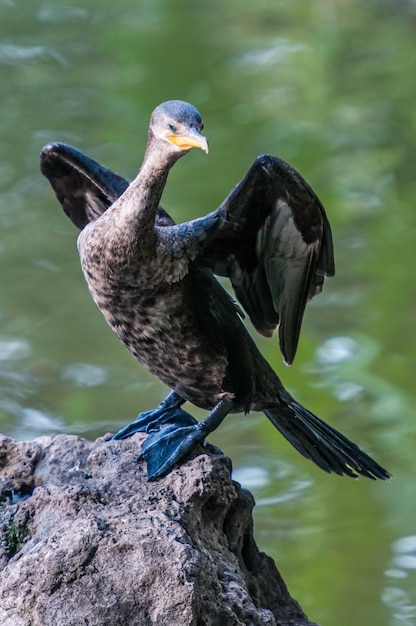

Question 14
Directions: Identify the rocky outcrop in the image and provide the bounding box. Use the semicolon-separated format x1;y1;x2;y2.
0;433;317;626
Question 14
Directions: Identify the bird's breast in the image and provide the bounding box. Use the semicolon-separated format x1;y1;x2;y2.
112;289;230;409
79;235;230;408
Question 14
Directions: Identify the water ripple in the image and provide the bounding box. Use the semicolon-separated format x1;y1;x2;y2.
383;534;416;624
235;37;308;68
61;362;108;388
0;43;67;66
0;338;31;360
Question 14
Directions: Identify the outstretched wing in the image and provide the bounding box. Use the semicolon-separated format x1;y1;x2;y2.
40;142;175;229
40;143;129;229
41;144;334;365
200;155;335;365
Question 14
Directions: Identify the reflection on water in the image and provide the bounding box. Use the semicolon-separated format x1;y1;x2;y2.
316;336;358;365
1;0;415;624
18;407;65;437
0;337;31;361
383;535;416;625
61;362;108;388
0;42;58;65
233;459;312;507
0;337;35;433
235;38;308;69
233;465;269;490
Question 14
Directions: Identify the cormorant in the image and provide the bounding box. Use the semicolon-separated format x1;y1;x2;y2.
40;100;390;481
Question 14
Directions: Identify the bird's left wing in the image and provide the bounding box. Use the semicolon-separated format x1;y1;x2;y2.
199;155;335;365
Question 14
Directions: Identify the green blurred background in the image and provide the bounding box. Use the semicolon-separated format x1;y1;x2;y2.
1;1;415;624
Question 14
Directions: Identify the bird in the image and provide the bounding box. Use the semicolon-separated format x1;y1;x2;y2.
40;100;390;481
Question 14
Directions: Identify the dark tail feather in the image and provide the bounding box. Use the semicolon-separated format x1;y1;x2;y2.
264;400;390;480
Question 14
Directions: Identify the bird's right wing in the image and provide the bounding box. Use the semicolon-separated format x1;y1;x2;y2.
40;143;130;229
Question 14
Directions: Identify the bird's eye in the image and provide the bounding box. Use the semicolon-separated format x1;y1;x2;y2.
168;123;176;132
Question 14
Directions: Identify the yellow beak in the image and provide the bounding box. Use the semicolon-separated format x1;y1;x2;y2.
166;127;209;154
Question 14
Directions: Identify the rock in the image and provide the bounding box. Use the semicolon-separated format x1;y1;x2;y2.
0;433;317;626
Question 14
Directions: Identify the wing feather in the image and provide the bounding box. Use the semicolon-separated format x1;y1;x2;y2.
201;155;335;364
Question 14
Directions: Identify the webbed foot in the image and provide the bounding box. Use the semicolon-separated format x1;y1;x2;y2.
111;391;196;440
139;423;206;480
138;395;235;479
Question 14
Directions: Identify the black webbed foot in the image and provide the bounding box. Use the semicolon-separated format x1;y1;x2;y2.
139;423;207;480
138;396;235;480
111;391;197;440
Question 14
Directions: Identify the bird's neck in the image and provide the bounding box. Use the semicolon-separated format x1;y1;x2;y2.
93;136;183;269
111;144;176;244
132;148;171;214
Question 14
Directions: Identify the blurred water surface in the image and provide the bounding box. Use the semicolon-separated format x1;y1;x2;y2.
1;1;415;624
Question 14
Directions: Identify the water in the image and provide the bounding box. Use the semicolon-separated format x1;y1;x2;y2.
1;1;416;624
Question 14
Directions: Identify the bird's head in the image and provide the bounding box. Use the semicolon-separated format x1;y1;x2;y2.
148;100;209;157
